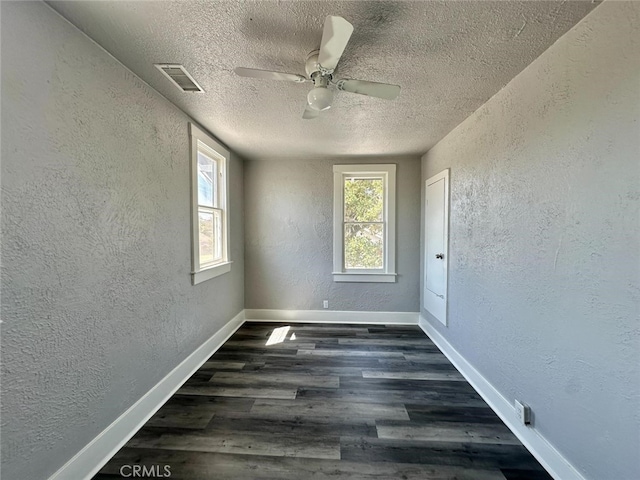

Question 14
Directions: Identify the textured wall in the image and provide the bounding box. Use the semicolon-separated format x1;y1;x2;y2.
245;156;420;312
420;2;639;479
0;3;244;479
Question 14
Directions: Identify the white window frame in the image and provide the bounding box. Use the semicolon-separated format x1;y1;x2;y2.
332;164;397;283
189;123;231;285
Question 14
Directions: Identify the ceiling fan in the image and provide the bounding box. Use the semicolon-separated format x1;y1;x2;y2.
234;15;401;119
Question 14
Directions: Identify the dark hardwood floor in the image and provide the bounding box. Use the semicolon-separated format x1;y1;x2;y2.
94;322;552;479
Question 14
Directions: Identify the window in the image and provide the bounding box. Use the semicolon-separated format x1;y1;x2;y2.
190;123;231;284
333;164;396;283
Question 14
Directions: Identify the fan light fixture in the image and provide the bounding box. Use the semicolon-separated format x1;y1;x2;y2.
307;86;334;111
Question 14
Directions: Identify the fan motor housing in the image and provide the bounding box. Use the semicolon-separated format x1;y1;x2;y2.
305;50;321;78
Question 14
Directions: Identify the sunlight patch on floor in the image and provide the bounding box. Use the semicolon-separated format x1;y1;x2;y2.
265;326;290;346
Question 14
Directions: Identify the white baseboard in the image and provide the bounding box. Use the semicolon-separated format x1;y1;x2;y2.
418;316;586;480
245;309;419;325
49;310;246;480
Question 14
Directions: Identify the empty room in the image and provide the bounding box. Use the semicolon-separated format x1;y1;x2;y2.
1;1;638;479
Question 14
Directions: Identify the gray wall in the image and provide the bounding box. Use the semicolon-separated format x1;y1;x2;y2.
245;156;420;312
420;2;639;479
0;3;244;479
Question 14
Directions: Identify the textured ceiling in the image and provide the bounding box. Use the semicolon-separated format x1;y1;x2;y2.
47;1;599;160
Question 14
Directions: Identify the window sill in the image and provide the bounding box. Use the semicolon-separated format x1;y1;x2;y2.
192;261;232;285
332;272;397;283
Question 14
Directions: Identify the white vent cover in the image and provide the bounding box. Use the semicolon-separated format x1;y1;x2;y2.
154;64;204;92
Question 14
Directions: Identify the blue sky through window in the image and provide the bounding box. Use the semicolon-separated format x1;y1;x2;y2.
197;151;216;207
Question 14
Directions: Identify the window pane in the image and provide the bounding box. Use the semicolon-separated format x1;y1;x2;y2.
213;209;223;262
344;223;383;269
344;177;383;222
197;151;217;207
199;209;223;267
199;210;214;266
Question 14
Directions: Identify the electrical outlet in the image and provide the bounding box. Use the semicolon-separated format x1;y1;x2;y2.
323;300;329;309
515;399;531;425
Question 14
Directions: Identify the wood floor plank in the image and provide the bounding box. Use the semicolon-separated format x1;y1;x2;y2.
176;384;298;399
206;411;378;438
315;343;440;353
372;361;460;372
216;346;299;356
127;430;340;459
500;468;556;480
145;404;215;429
297;387;488;407
212;352;387;368
381;355;453;365
251;398;410;421
254;324;369;335
200;361;246;370
404;353;458;362
297;349;405;358
265;335;339;343
209;371;340;388
182;371;214;384
259;365;370;376
340;437;548;471
222;340;316;349
161;394;255;413
362;370;467;381
376;422;521;445
339;338;439;347
339;376;478;393
403;405;504;425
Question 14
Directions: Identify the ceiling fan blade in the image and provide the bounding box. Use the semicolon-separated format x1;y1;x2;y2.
317;16;354;72
336;79;401;100
234;67;306;83
302;105;320;120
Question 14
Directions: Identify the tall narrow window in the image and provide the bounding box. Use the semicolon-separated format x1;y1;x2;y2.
333;164;396;283
190;123;231;284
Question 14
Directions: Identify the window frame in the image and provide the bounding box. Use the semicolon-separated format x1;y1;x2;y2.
189;123;231;285
332;164;397;283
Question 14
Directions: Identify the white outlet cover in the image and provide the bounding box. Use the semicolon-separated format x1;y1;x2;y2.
515;399;531;425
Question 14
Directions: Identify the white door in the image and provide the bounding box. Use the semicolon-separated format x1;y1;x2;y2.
424;169;449;325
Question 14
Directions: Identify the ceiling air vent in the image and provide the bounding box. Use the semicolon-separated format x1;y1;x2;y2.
154;64;204;92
